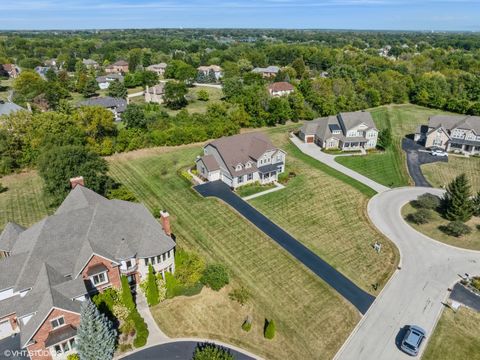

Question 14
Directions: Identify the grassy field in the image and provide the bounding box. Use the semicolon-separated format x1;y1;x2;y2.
422;156;480;193
0;78;12;101
423;307;480;360
107;137;361;360
402;203;480;250
336;104;449;187
235;182;276;198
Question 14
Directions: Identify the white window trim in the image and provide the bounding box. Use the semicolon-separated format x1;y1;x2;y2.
90;272;109;287
50;316;66;329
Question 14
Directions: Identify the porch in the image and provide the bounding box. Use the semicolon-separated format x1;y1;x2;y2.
258;163;282;185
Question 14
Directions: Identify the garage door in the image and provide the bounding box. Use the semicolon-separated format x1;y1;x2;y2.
0;319;13;339
306;136;314;143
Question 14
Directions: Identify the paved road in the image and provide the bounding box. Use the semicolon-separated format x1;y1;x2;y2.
335;187;480;360
122;341;254;360
402;138;448;187
450;283;480;312
194;180;375;314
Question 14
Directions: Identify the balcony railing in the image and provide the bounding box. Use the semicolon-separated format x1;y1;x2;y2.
120;264;138;274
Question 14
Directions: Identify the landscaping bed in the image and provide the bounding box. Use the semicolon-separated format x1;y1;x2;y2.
235;182;276;198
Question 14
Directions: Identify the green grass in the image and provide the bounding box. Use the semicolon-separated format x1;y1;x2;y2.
423;307;480;360
235;182;276;198
0;78;13;101
336;104;452;187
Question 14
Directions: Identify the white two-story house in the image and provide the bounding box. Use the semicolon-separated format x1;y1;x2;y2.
196;133;286;188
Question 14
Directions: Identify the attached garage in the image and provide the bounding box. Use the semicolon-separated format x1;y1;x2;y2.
0;318;14;339
305;135;314;143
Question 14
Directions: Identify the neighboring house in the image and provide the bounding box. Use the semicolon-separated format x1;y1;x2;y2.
0;180;175;359
95;74;124;90
196;132;286;189
252;66;280;78
414;115;480;155
34;66;53;80
146;63;168;76
44;59;57;67
1;64;20;78
299;111;378;150
144;83;165;104
82;59;99;69
0;100;25;116
197;65;223;81
268;82;294;97
78;97;127;121
105;60;129;74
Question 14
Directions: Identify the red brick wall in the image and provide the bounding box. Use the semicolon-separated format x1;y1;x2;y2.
81;255;122;291
0;313;18;330
27;308;80;360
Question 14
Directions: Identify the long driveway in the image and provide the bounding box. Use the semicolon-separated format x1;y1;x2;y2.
194;180;375;314
289;137;480;359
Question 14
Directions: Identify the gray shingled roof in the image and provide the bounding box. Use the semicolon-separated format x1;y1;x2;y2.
96;74;124;83
338;111;376;131
0;222;25;252
429;115;480;134
197;154;220;171
252;66;280;74
0;101;24;116
78;97;127;113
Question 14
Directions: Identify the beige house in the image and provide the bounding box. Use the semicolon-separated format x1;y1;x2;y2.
252;66;280;78
147;63;168;76
268;82;294;97
415;115;480;154
299;111;378;150
144;83;165;104
197;65;223;81
105;60;129;74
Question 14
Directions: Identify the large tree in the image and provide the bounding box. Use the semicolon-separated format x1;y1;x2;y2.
13;70;45;103
164;81;188;109
76;299;116;360
443;173;474;222
107;79;127;99
123;104;147;129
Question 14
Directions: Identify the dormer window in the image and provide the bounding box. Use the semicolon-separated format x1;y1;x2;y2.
236;164;242;171
246;162;251;168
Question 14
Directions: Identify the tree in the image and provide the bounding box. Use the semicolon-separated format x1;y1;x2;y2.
76;299;116;360
377;128;392;150
121;275;135;311
82;77;99;98
13;70;45;103
413;193;441;210
37;145;110;206
291;57;306;78
197;89;209;101
268;97;292;125
201;264;229;291
123;104;147;129
107;79;127;99
73;106;117;144
128;48;143;72
192;343;234;360
406;209;432;225
473;191;480;217
443;174;474;222
145;264;160;306
264;319;276;339
164;81;188;109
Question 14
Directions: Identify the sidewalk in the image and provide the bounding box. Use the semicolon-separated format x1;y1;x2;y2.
242;182;285;201
135;290;169;346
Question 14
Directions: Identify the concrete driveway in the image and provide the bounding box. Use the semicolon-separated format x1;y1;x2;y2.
194;180;375;314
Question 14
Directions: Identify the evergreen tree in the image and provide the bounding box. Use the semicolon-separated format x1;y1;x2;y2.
120;275;135;311
82;77;99;98
146;264;160;306
76;299;116;360
443;173;474;222
264;319;276;339
107;79;127;99
473;191;480;217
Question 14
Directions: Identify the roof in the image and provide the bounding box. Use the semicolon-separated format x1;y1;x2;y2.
198;65;222;72
86;263;108;276
0;222;25;252
82;59;98;65
206;133;280;177
78;97;127;113
338;111;376;131
0;101;25;116
147;63;167;70
146;83;165;94
197;154;220;172
252;66;280;74
96;74;124;83
428;115;480;134
268;82;294;92
44;324;77;348
112;60;128;66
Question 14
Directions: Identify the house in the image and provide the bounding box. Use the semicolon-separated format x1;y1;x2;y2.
44;59;57;67
252;66;280;78
78;97;127;121
146;63;168;77
1;64;20;78
196;133;286;189
96;74;124;90
105;60;129;74
34;66;53;80
268;82;294;97
299;111;378;150
0;100;25;116
144;83;165;104
82;59;99;69
414;115;480;155
197;65;223;81
0;179;175;359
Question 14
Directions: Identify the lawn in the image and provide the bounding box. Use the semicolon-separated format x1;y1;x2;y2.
335;104;450;187
235;182;276;198
423;307;480;360
107;140;361;360
0;78;13;101
402;203;480;250
422;156;480;193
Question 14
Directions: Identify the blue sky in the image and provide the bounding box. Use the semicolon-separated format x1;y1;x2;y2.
0;0;478;31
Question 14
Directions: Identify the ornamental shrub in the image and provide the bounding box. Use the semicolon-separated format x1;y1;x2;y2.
228;286;250;306
146;264;160;306
264;319;276;339
201;264;229;291
406;209;432;225
441;221;472;237
413;193;441;210
192;343;234;360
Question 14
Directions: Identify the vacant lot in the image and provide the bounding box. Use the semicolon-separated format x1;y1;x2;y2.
422;156;480;193
108;138;360;360
402;203;480;250
336;104;449;187
423;307;480;360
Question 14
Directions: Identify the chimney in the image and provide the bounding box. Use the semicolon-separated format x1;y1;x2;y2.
160;211;171;236
70;176;84;189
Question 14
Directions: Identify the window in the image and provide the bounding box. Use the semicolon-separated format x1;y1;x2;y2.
53;338;75;355
157;255;161;263
126;260;132;268
144;258;148;266
162;253;166;262
51;316;65;329
91;272;107;286
167;250;172;258
276;155;282;162
247;173;253;181
238;176;244;184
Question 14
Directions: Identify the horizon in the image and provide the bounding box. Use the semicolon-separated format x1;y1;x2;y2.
0;0;479;32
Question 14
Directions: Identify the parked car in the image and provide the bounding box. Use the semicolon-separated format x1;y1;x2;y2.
400;325;426;356
431;149;448;157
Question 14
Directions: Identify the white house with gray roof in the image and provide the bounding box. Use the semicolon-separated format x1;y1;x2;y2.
299;111;378;151
196;132;286;189
0;181;175;357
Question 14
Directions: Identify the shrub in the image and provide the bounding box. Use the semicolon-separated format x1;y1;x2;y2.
117;343;133;353
112;304;130;322
145;264;160;306
406;209;432;224
175;249;206;287
228;287;250;306
472;277;480;292
412;193;441;210
241;316;252;332
477;224;480;231
119;318;135;335
67;354;80;360
201;264;229;291
441;221;472;237
197;89;209;101
130;310;149;348
192;343;234;360
92;288;120;320
264;319;276;339
106;185;137;201
121;275;135;311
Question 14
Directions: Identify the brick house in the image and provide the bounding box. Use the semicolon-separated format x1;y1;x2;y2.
0;178;175;359
105;60;129;74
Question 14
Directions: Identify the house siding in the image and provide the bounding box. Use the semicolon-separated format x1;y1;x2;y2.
81;255;122;292
425;128;450;149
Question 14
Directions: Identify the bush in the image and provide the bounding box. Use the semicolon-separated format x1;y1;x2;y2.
264;319;276;339
406;209;432;224
145;264;160;306
175;249;206;287
472;277;480;292
92;288;120;320
0;182;7;193
164;271;202;298
201;264;229;291
412;193;441;210
117;343;133;353
121;276;135;311
441;221;472;237
130;310;149;348
112;304;130;322
228;287;250;306
241;316;252;332
67;354;80;360
106;185;137;201
192;343;234;360
197;89;209;101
